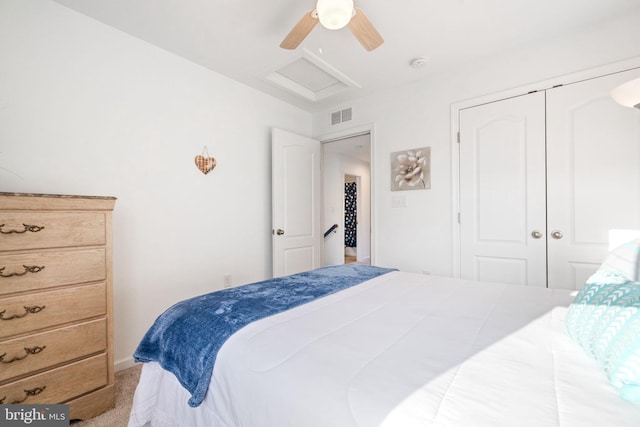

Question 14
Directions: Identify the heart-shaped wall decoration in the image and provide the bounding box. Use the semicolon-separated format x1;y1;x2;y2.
195;155;216;175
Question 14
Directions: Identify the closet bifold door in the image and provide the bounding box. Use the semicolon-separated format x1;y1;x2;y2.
459;91;547;287
546;68;640;289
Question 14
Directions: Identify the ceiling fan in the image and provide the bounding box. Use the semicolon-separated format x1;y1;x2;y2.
280;0;384;52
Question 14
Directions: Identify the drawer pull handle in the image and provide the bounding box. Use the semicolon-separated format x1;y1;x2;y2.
0;223;45;234
0;265;46;278
0;305;46;320
0;346;46;364
11;386;46;404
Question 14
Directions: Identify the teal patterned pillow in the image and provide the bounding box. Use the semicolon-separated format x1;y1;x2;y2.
565;270;640;403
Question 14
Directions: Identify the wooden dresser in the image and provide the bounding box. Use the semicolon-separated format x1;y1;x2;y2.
0;193;116;420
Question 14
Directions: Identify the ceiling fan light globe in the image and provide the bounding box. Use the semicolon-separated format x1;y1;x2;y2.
316;0;354;30
611;77;640;109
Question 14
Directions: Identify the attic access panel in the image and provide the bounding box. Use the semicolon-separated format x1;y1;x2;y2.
265;49;361;102
278;58;342;92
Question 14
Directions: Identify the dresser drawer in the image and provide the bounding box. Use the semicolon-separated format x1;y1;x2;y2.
0;353;107;405
0;248;105;297
0;283;106;340
0;212;106;251
0;319;107;383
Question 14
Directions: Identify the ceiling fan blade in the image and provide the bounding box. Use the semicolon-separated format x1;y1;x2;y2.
348;7;384;51
280;10;318;50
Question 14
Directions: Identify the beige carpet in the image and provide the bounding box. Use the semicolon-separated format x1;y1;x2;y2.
72;364;142;427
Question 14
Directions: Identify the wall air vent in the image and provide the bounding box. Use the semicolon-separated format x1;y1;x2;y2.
330;107;353;126
331;111;341;126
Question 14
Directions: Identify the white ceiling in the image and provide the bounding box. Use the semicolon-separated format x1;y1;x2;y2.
323;133;371;164
52;0;640;113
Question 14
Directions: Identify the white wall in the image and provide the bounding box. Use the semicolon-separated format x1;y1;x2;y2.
322;147;371;266
0;0;312;369
312;12;640;277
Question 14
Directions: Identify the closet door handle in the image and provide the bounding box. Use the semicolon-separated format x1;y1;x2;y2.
531;230;542;239
274;229;285;236
551;230;564;239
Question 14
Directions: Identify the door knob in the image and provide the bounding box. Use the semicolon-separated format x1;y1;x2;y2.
551;230;563;239
274;229;285;236
531;230;542;239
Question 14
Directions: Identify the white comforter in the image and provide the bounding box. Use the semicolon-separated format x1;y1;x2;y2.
128;271;640;426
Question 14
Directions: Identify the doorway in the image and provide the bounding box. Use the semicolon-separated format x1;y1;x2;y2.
322;133;371;266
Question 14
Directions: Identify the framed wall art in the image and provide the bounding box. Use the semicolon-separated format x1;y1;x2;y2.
390;147;431;191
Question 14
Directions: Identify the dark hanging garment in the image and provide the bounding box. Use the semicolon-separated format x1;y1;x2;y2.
345;182;357;248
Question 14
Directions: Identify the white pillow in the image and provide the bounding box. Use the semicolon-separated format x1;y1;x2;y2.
599;238;640;281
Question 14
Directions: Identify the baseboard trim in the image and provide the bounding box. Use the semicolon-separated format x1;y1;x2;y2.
115;356;137;372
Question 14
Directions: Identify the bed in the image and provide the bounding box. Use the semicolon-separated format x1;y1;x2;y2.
127;263;640;427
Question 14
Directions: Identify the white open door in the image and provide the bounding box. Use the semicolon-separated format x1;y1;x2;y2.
272;128;322;277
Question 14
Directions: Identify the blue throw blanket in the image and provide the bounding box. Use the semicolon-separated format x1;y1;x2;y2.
133;264;396;407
